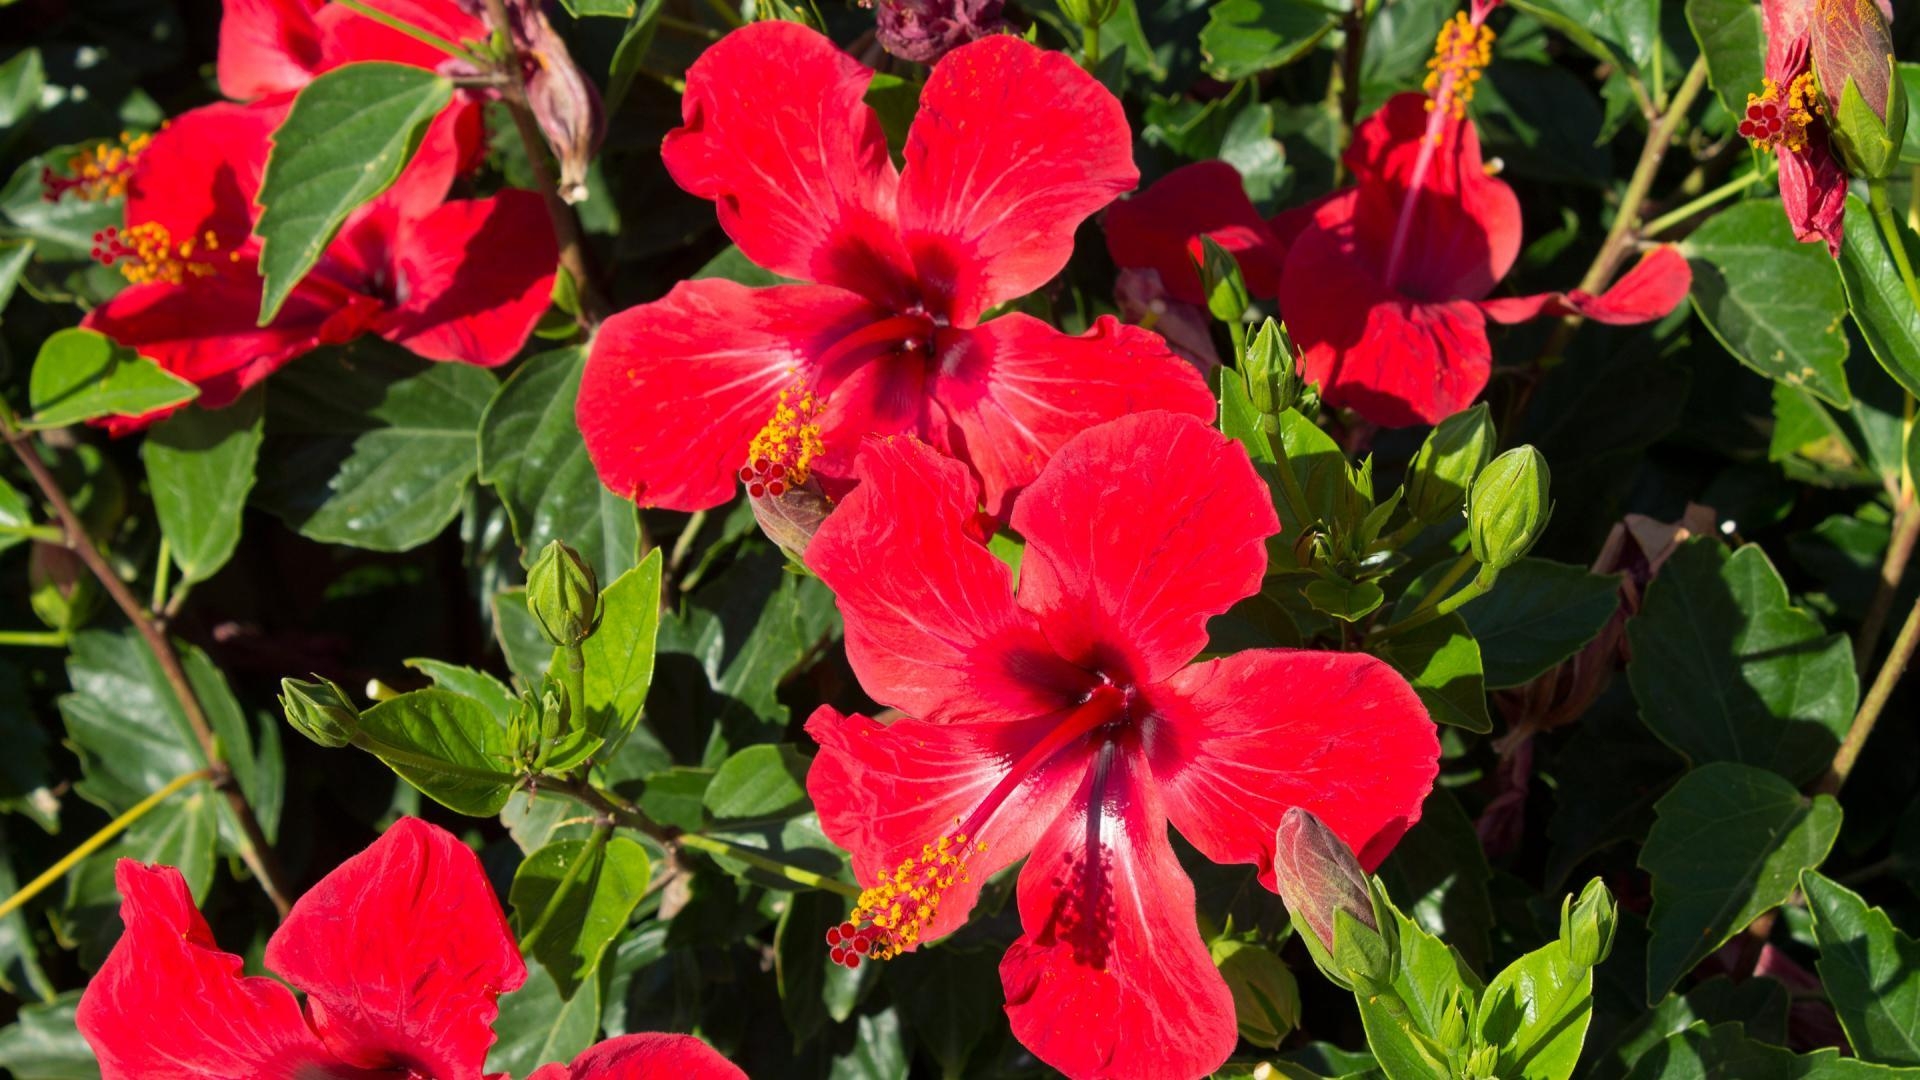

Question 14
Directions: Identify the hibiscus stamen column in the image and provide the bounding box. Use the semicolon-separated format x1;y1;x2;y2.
826;685;1128;967
1380;0;1497;289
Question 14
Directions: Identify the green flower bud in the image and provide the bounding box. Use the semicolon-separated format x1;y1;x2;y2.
1560;877;1618;969
1436;986;1470;1051
1464;1042;1500;1080
1197;235;1250;325
1245;318;1305;419
1467;445;1552;570
526;540;599;646
1405;404;1495;526
1058;0;1120;31
1812;0;1907;179
1209;939;1302;1048
279;676;360;749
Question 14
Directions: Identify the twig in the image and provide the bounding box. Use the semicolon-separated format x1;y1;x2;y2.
1817;591;1920;796
0;769;211;920
1;420;293;918
1856;498;1920;672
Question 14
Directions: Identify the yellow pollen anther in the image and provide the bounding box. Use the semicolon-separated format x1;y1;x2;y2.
94;223;221;286
744;382;825;489
42;130;153;202
832;831;989;964
1739;72;1821;154
1423;12;1496;125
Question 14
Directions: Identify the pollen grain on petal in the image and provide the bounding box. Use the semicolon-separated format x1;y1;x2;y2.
41;130;153;203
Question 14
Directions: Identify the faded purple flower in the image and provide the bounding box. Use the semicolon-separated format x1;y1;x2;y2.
873;0;1007;64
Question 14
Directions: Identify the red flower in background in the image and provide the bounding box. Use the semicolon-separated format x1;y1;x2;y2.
804;412;1439;1080
577;22;1213;517
77;817;740;1080
218;0;486;100
80;100;554;428
1107;14;1691;427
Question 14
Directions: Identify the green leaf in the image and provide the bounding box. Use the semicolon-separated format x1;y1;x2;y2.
1621;1021;1920;1079
1640;763;1843;1004
775;888;874;1043
0;150;123;262
1625;540;1856;784
1686;199;1852;407
477;348;639;582
1686;0;1767;118
558;0;634;14
704;743;810;821
828;1009;909;1080
1372;612;1492;733
355;688;517;816
140;392;264;584
1803;871;1920;1066
255;344;494;552
605;0;666;115
254;62;451;323
1198;0;1343;81
1476;936;1596;1080
0;238;33;316
890;947;1002;1075
0;993;99;1080
0;49;45;139
403;658;518;720
1458;558;1620;688
581;550;662;744
1354;901;1479;1080
1510;0;1658;73
510;835;651;998
484;963;601;1077
26;328;197;428
1835;193;1920;399
1590;976;1791;1080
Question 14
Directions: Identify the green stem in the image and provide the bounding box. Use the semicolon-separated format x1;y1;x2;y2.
677;832;862;898
1818;590;1920;795
151;536;171;616
518;826;610;955
1083;23;1103;70
562;642;587;731
657;12;722;38
0;629;68;648
1577;56;1710;296
0;523;67;544
0;769;210;921
1642;167;1771;238
1375;565;1496;641
333;0;477;61
1869;178;1920;312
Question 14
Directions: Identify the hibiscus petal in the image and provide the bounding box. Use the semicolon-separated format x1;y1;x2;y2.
577;280;886;511
370;190;557;365
1144;650;1439;877
125;101;282;247
312;0;489;74
896;35;1137;325
1102;160;1282;306
926;313;1216;519
264;817;526;1077
76;861;335;1080
804;433;1090;722
527;1034;746;1079
661;22;914;307
1778;140;1848;257
1010;411;1276;685
1478;246;1692;327
1000;746;1238;1080
217;0;324;100
806;705;1087;945
1281;213;1492;427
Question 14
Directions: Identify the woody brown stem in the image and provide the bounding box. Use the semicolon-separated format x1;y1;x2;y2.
1;417;293;918
479;0;610;328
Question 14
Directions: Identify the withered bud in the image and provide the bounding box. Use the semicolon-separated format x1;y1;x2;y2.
874;0;1008;64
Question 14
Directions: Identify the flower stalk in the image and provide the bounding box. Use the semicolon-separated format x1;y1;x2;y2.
0;768;210;922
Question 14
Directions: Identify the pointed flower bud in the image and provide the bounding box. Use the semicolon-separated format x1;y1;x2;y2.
454;0;605;203
750;477;835;564
1197;235;1251;325
1273;808;1391;990
1560;877;1618;969
1468;445;1552;570
1405;403;1495;526
279;676;361;749
1811;0;1906;179
1058;0;1121;32
1245;318;1304;419
526;540;599;646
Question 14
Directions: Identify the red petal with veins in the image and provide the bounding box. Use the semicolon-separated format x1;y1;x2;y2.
804;434;1090;722
1777;139;1849;257
1144;650;1439;877
806;704;1090;946
661;22;916;309
367;190;557;366
312;0;487;74
76;862;337;1079
1000;746;1237;1080
896;34;1138;325
265;817;526;1076
217;0;324;99
1102;160;1282;305
526;1034;746;1080
1011;411;1276;684
926;314;1215;519
577;279;886;511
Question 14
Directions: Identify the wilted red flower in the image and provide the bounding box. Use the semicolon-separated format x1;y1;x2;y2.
81;100;555;429
77;817;741;1080
804;412;1439;1079
1107;42;1692;428
578;23;1213;516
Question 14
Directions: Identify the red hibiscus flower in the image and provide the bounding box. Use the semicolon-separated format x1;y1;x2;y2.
577;22;1214;516
1106;26;1691;427
803;411;1440;1080
1741;0;1860;254
218;0;487;101
77;817;740;1079
80;99;555;428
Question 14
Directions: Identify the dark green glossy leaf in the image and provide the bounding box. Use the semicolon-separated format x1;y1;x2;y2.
1835;193;1920;399
255;62;451;323
141;392;264;584
1510;0;1657;72
1588;976;1791;1080
1686;0;1766;118
1379;787;1494;974
1686;200;1852;408
1621;1021;1920;1079
1803;871;1920;1066
1626;540;1855;783
355;688;517;816
0;993;99;1080
581;551;662;744
891;947;1002;1075
403;658;518;720
512;834;651;999
1373;612;1492;732
1640;763;1842;1004
1198;0;1342;80
828;1009;908;1080
605;0;666;115
26;328;196;428
704;743;810;821
1459;557;1620;688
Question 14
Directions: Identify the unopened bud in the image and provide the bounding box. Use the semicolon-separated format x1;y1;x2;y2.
1058;0;1121;31
1812;0;1906;179
1468;446;1551;570
279;676;360;748
28;542;99;631
1560;877;1617;969
526;540;599;646
1273;808;1384;988
453;0;604;203
1209;939;1301;1048
1245;318;1304;419
1464;1043;1500;1080
1436;986;1469;1051
1197;235;1250;325
1405;404;1494;526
